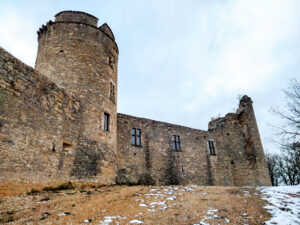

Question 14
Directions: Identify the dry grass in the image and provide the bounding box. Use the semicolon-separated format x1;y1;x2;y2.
0;181;270;224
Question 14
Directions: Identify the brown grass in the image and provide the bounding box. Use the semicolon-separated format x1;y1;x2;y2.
0;181;271;224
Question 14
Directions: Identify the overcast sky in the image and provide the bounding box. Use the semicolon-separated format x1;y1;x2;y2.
1;0;299;153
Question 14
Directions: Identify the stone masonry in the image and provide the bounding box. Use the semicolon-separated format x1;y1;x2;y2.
0;11;271;186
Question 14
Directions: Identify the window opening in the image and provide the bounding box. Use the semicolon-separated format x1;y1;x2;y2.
172;135;181;151
110;82;115;103
208;140;216;155
103;113;110;132
132;128;141;146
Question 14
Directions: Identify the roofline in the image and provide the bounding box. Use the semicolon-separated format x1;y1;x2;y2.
117;113;206;132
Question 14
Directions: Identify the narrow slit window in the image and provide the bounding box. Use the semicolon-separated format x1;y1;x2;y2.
110;82;115;103
132;128;141;146
172;135;181;151
103;113;110;132
208;140;216;155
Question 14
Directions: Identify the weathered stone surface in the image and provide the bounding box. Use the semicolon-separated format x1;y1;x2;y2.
35;11;118;184
117;96;271;186
0;47;80;182
0;11;271;186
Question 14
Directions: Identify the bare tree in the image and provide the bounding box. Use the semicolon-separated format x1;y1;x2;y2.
269;79;300;186
271;79;300;144
265;153;279;186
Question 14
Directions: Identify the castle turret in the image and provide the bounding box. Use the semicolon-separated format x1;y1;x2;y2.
35;11;118;184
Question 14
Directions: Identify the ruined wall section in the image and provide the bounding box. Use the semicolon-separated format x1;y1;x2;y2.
0;47;81;182
208;114;254;186
35;11;119;184
117;113;215;185
237;96;271;186
208;96;271;186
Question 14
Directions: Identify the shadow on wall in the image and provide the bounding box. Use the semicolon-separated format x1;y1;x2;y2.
164;147;180;185
70;139;107;178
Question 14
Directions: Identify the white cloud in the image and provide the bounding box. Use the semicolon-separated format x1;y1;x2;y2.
0;8;37;66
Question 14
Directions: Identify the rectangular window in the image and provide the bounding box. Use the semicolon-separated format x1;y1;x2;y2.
103;113;110;132
110;82;115;103
132;128;141;146
208;140;216;155
172;135;181;151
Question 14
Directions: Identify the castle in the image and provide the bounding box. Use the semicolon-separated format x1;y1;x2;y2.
0;11;271;186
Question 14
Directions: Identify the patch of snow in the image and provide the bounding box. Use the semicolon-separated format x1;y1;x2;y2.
258;185;300;225
147;209;156;212
185;187;194;192
117;216;127;219
104;216;116;220
150;189;159;192
242;190;250;196
145;193;164;196
139;203;148;207
100;218;113;225
83;219;90;223
57;212;70;216
213;214;220;219
167;196;176;200
129;219;144;224
150;201;165;205
224;218;230;223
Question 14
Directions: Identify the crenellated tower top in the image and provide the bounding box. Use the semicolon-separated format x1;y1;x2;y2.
55;11;98;26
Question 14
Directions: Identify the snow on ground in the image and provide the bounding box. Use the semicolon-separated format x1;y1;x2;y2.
258;185;300;225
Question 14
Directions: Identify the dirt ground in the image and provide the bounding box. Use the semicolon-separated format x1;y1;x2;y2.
0;181;271;225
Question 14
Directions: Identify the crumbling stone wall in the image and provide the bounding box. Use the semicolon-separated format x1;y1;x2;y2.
117;96;271;186
207;96;271;186
0;47;81;182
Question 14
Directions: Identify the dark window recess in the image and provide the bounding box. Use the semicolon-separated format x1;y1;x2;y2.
172;135;181;151
103;113;110;132
110;82;115;103
63;142;73;151
109;54;115;69
208;140;216;155
131;128;141;146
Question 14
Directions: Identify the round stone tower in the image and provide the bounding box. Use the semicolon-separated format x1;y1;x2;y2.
35;11;118;184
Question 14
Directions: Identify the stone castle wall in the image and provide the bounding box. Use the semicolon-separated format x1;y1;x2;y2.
117;113;210;185
117;96;271;186
0;11;271;186
0;47;81;182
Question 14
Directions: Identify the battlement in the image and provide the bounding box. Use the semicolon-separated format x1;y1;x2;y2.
55;11;98;26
